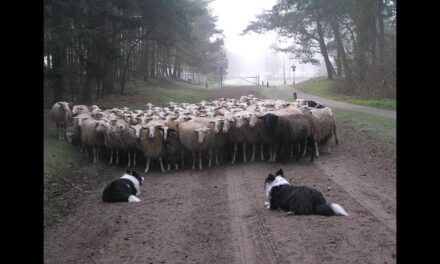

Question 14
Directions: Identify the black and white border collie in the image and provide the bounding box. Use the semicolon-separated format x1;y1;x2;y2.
264;168;348;216
102;170;144;203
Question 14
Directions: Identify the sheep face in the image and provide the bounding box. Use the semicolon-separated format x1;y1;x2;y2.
131;125;144;139
222;119;234;133
249;113;262;127
259;113;278;130
146;125;163;139
95;121;109;134
235;114;250;128
299;106;312;115
158;126;169;141
211;119;224;133
72;105;89;116
161;127;176;143
194;128;210;144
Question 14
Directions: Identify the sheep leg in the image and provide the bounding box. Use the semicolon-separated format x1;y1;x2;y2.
315;141;320;157
192;151;196;170
272;143;278;162
302;139;308;156
231;143;237;164
260;143;264;161
334;128;339;145
109;150;113;164
85;147;89;158
251;143;255;162
242;142;247;162
208;148;213;168
159;157;166;172
62;126;66;141
133;152;137;167
268;144;273;162
296;142;303;161
145;157;150;173
93;147;97;164
127;152;131;167
290;144;294;158
57;126;61;141
181;151;185;169
116;150;119;165
215;149;219;166
175;163;179;170
97;147;100;163
326;141;331;153
198;151;203;170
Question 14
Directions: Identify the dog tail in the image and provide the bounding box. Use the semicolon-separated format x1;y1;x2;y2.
330;203;349;216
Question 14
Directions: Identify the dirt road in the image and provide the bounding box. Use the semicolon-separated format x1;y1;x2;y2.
44;86;396;263
276;84;396;119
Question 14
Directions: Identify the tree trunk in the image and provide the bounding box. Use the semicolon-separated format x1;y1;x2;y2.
377;0;385;66
315;13;336;80
144;39;150;81
331;17;352;79
52;43;66;103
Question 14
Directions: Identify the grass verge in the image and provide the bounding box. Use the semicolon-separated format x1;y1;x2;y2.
293;77;396;110
95;79;211;109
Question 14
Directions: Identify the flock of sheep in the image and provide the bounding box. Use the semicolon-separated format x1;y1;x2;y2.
50;95;338;173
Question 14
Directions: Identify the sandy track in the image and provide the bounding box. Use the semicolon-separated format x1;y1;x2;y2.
45;146;395;263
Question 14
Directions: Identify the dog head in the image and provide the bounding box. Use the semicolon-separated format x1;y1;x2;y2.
264;168;289;198
126;169;144;185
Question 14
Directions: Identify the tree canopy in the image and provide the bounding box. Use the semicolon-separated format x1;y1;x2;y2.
44;0;228;104
243;0;396;98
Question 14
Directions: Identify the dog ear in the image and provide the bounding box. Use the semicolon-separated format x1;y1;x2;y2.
275;168;284;176
126;169;131;174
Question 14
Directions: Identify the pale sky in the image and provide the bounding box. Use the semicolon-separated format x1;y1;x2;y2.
210;0;319;82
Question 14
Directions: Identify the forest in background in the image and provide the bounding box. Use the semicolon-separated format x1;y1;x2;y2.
44;0;228;105
244;0;396;98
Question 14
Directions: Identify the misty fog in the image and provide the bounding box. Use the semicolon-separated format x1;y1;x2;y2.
211;0;323;85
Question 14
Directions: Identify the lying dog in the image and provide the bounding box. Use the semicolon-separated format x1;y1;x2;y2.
102;169;144;203
264;168;348;216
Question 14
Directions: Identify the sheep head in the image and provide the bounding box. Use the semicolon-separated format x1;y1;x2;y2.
249;113;262;127
235;113;250;128
211;119;224;133
194;127;211;144
147;124;163;139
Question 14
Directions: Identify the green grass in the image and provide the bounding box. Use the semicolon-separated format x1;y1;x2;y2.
294;77;396;110
332;108;396;146
261;86;292;100
95;79;211;109
44;135;85;184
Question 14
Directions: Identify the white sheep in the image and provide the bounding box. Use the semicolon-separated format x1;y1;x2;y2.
72;105;90;116
138;120;167;173
51;101;72;141
81;119;109;163
178;121;212;170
